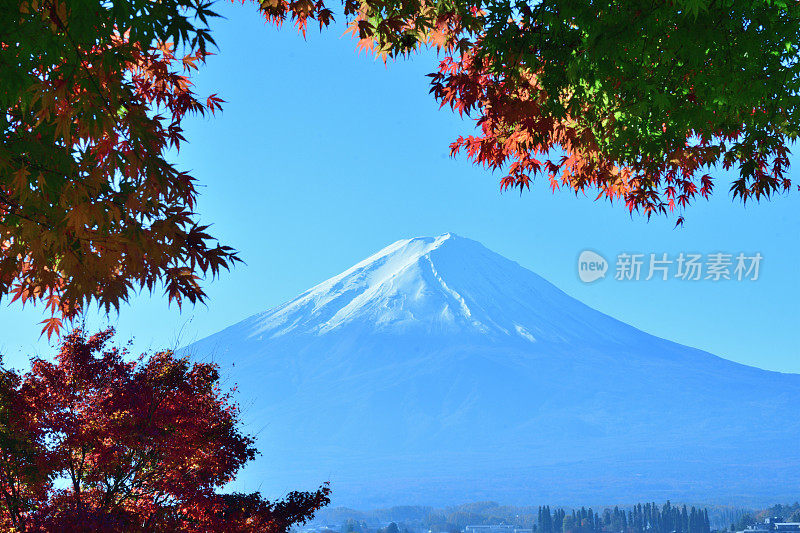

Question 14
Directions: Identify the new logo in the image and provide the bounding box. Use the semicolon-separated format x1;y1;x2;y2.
578;250;608;283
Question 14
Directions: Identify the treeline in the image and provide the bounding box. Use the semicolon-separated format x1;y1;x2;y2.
326;501;714;533
537;503;711;533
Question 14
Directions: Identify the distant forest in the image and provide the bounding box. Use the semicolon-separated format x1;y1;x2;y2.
536;503;710;533
313;501;800;533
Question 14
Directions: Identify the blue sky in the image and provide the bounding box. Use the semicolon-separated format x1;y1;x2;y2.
0;2;798;374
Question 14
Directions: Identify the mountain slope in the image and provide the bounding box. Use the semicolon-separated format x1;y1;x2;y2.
183;234;800;507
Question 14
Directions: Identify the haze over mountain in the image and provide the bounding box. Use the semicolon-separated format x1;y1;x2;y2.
183;234;800;507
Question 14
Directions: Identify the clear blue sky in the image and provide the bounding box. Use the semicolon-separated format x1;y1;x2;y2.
0;2;798;374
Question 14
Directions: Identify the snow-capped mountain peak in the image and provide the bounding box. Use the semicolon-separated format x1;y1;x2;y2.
246;233;611;343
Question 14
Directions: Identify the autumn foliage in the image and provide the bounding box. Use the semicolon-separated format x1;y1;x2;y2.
2;0;799;331
239;0;800;225
0;329;330;531
1;0;238;336
425;1;800;225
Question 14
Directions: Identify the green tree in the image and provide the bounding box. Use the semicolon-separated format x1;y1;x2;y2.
1;0;240;335
346;0;800;221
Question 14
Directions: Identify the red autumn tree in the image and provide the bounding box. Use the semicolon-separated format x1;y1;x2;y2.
0;329;330;532
0;363;48;531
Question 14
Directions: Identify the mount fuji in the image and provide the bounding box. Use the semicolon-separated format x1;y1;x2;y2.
183;234;800;507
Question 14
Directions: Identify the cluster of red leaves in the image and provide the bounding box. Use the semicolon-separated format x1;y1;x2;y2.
240;0;335;36
0;329;330;532
441;4;798;224
430;49;793;226
428;51;701;220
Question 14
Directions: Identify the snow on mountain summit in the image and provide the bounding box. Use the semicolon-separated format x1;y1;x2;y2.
249;233;477;337
246;233;632;345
